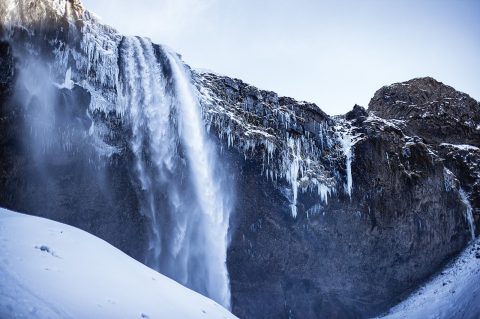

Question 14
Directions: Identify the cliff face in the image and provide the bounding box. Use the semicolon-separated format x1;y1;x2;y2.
368;77;480;215
0;1;479;318
197;73;479;318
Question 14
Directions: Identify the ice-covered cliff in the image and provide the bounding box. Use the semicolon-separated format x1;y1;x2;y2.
0;0;479;318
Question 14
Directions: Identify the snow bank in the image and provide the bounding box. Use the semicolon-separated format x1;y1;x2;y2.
0;208;236;319
379;238;480;319
440;143;480;152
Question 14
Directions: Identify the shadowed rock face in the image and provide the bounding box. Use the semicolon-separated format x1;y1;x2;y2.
368;77;480;228
218;82;477;318
1;2;479;318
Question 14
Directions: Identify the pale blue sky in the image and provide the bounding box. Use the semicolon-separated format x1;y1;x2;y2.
82;0;480;115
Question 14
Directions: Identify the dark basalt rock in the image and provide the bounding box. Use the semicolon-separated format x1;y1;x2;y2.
227;102;475;318
438;144;480;218
0;42;14;95
369;77;480;146
368;76;480;230
345;104;368;123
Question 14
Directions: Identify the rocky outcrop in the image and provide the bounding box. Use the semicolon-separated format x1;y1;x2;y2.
369;77;480;226
1;1;479;318
369;77;480;146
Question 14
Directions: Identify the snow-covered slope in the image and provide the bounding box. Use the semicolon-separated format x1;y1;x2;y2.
0;208;236;319
379;238;480;319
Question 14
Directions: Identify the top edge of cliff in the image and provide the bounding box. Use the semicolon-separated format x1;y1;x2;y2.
368;76;479;119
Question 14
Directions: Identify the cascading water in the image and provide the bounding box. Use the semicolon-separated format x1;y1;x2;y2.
3;0;234;304
459;188;476;241
118;36;232;308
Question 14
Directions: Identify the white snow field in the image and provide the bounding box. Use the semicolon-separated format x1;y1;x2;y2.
0;208;237;319
379;238;480;319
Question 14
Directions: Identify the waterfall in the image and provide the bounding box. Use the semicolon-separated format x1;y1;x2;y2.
459;188;476;241
118;36;232;308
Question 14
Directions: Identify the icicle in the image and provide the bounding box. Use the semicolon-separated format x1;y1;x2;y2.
287;136;301;218
338;130;354;197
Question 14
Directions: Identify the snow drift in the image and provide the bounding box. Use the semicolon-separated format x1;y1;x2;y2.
379;238;480;319
0;208;236;319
